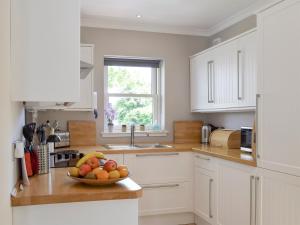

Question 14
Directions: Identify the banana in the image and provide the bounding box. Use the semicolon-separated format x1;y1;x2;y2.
76;151;106;168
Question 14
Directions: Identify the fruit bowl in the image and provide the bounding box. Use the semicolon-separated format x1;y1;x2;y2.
67;172;128;186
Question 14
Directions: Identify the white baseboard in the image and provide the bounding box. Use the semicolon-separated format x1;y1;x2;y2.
139;212;195;225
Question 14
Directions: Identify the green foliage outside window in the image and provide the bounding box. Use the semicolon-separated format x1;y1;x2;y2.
107;66;153;125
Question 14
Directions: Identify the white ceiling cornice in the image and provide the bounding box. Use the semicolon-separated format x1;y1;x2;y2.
81;16;212;36
81;0;281;37
206;0;282;36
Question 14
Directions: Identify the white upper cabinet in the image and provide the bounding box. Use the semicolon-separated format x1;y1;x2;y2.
236;31;257;108
11;0;80;103
68;45;95;111
190;30;257;112
257;0;300;176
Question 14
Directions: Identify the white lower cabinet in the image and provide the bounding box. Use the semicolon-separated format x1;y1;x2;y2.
217;161;256;225
258;168;300;225
124;152;193;217
194;166;216;225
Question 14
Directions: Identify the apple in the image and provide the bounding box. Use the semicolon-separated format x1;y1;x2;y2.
86;157;100;169
79;164;92;177
103;160;117;172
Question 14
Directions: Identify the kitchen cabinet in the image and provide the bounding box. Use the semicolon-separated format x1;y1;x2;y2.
11;0;80;103
190;30;256;112
217;160;257;225
258;168;300;225
124;152;193;216
194;153;217;225
256;0;300;177
68;44;95;111
13;199;138;225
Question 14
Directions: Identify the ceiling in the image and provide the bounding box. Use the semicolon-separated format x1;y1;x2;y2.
81;0;276;36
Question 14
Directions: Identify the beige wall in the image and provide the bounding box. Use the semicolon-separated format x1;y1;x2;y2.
0;0;25;224
36;16;258;142
36;28;209;143
209;15;257;47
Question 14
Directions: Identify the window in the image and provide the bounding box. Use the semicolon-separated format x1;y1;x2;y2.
104;57;163;132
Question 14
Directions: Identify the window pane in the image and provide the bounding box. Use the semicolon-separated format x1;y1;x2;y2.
107;66;152;94
109;97;153;126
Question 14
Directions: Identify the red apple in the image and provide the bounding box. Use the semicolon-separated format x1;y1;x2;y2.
103;160;117;172
79;164;92;177
86;156;100;169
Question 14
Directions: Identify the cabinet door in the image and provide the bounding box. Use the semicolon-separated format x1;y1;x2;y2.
258;168;300;225
213;41;238;110
257;0;300;176
236;31;257;109
68;45;94;111
190;52;215;111
11;0;80;102
194;166;216;224
217;161;255;225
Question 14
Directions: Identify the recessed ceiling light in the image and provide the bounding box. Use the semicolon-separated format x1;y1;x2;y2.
136;14;142;18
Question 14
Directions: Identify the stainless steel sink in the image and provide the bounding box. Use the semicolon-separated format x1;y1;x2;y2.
134;144;173;149
104;143;173;150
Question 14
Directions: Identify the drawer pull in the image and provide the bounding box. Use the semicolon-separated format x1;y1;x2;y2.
136;152;179;157
195;155;210;161
142;184;180;189
209;178;213;218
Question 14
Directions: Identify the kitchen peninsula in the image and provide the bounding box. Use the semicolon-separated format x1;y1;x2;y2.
11;168;142;225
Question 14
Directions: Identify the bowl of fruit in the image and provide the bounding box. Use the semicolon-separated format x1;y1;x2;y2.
68;152;129;185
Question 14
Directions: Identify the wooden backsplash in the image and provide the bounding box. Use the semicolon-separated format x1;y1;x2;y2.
173;120;203;144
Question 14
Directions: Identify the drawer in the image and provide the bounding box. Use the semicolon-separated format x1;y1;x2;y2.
124;152;193;184
139;181;193;216
194;153;217;171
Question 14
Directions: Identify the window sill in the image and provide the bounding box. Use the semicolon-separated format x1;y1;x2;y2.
101;130;168;138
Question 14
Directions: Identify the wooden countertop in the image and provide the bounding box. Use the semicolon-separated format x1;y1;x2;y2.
192;145;256;167
11;168;142;207
59;143;256;167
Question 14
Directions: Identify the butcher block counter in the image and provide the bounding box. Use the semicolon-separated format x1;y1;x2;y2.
11;168;142;207
59;143;256;167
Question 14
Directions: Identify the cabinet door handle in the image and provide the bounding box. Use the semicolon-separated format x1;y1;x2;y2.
209;178;213;218
237;50;244;100
142;184;180;189
208;61;214;103
256;94;260;159
254;177;260;225
136;152;179;157
195;155;210;161
250;176;255;225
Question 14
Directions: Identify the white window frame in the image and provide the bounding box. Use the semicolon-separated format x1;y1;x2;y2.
103;63;163;132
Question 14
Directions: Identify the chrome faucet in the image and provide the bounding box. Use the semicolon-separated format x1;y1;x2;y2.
130;124;135;146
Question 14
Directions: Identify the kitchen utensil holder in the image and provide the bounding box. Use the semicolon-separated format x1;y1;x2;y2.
37;144;50;174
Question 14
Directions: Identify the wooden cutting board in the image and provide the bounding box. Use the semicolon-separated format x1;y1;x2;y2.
174;120;203;144
68;120;96;146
